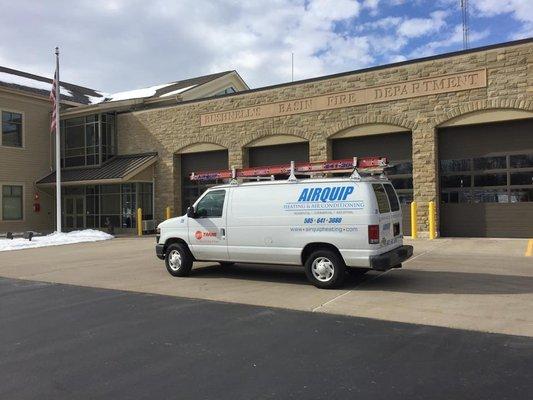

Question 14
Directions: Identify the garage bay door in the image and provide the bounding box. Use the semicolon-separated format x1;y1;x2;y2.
248;142;309;167
331;132;413;235
180;150;228;214
438;118;533;237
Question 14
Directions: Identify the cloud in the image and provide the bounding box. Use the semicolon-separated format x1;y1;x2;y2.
471;0;533;39
397;10;449;38
0;0;529;94
0;0;371;91
409;24;490;58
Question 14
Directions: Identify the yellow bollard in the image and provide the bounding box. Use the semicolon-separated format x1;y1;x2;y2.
428;201;436;240
526;239;533;257
410;201;418;239
137;208;143;236
166;206;171;220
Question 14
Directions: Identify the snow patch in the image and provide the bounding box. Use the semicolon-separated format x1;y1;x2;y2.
100;83;174;102
160;85;196;97
0;71;75;97
0;229;113;252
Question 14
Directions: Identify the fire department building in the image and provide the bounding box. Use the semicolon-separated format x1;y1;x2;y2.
0;38;532;237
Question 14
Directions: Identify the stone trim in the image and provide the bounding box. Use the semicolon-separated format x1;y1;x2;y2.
435;99;533;126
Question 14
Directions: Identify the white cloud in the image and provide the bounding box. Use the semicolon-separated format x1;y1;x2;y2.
397;10;449;38
409;24;490;58
471;0;533;39
0;0;528;94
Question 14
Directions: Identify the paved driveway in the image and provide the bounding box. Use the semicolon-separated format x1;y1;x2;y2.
2;277;532;400
0;236;532;336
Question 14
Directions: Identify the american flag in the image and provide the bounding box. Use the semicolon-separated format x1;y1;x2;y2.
49;70;58;133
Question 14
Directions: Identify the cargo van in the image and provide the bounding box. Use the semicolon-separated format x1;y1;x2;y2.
156;158;413;288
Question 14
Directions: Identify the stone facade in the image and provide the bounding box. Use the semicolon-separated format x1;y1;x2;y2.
118;40;533;236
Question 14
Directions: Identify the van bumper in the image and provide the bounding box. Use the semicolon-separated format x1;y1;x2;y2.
155;244;165;260
369;245;413;271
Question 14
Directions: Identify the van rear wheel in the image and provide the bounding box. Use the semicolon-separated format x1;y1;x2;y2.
304;249;345;289
165;243;193;277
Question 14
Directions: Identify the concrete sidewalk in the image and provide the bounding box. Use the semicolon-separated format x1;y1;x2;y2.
0;236;531;336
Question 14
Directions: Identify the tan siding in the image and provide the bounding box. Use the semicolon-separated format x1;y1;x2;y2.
0;90;54;232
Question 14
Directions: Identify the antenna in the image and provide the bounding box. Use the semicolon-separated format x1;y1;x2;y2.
461;0;469;50
291;52;294;82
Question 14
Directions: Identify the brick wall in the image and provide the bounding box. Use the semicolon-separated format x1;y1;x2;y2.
118;41;533;236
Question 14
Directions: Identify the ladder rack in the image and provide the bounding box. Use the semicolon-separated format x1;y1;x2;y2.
189;156;388;182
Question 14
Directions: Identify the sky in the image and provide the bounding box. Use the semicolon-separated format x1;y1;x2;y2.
0;0;531;93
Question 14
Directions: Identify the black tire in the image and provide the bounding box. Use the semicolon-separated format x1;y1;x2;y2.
218;262;235;267
304;249;346;289
165;243;193;277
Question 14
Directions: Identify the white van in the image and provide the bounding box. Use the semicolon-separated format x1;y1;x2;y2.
156;170;413;288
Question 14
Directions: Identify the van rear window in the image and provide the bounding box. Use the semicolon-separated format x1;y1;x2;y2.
372;184;390;213
384;184;400;212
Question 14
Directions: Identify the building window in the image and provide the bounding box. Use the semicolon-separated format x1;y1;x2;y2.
2;111;23;147
2;185;23;220
63;182;153;229
214;87;236;96
61;113;116;168
440;152;533;203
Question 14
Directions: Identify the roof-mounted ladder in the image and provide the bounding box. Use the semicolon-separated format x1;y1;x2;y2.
189;156;388;183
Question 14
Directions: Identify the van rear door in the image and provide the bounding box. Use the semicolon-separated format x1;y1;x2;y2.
371;183;395;248
383;183;402;239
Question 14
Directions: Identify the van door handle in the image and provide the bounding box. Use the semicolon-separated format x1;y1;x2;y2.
220;228;226;238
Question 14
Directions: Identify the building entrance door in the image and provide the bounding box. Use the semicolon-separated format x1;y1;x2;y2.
64;195;85;230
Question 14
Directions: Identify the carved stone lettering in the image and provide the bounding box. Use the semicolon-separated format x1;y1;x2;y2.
200;69;486;126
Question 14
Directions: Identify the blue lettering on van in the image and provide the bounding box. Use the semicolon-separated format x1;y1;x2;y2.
297;186;355;202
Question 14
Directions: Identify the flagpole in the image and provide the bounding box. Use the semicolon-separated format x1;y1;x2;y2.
54;47;62;233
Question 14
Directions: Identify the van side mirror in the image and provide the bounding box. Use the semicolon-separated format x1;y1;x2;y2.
186;206;196;218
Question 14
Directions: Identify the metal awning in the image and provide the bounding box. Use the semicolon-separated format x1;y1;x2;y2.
37;152;157;186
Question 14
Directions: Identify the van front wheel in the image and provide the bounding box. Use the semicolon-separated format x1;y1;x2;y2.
165;243;193;277
304;249;345;289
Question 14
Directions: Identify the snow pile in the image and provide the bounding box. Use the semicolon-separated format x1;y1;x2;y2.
0;229;113;252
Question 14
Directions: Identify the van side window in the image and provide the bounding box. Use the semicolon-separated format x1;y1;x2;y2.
195;190;226;218
372;184;391;213
384;184;400;212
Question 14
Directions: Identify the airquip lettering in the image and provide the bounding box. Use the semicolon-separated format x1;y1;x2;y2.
297;186;354;202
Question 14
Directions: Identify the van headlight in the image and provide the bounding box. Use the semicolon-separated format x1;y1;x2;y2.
156;227;161;235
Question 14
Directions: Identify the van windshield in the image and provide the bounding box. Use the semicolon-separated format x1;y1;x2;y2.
372;184;391;213
383;184;400;212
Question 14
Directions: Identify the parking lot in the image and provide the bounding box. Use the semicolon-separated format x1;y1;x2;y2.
1;236;532;337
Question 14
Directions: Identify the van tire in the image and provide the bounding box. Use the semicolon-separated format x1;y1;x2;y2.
165;243;193;277
304;249;346;289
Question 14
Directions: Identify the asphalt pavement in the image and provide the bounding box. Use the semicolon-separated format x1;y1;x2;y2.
1;277;532;400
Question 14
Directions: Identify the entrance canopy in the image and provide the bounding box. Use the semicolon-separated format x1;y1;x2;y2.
37;152;157;186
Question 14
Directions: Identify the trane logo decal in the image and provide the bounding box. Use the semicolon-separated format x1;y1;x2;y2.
284;186;364;211
297;186;354;202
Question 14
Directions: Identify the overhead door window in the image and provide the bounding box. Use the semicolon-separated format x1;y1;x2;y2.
440;152;533;204
2;185;23;220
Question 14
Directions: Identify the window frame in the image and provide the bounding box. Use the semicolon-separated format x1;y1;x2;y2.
1;183;24;221
0;109;25;149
